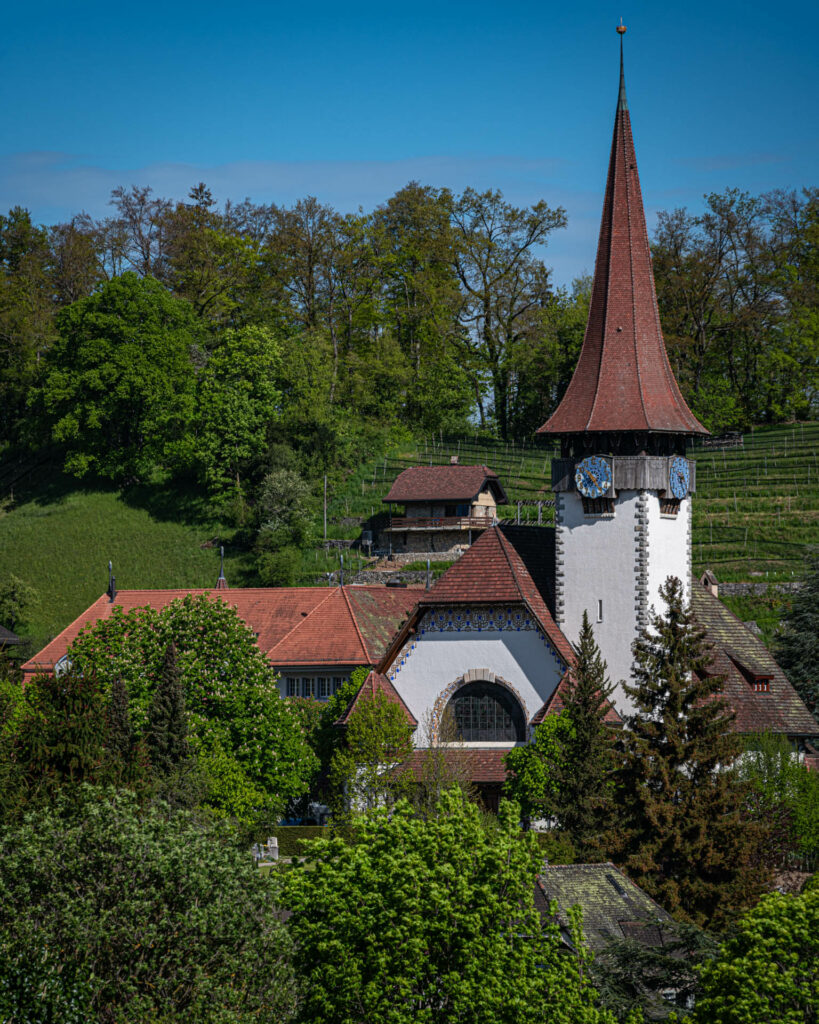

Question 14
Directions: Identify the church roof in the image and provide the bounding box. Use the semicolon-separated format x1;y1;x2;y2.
421;525;574;665
383;464;508;504
22;586;417;676
538;38;707;438
691;581;818;737
335;669;418;727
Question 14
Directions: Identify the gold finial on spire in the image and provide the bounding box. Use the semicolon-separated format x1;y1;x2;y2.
616;18;627;35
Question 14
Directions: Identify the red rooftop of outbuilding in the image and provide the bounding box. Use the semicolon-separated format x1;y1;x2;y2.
383;464;508;504
538;38;706;438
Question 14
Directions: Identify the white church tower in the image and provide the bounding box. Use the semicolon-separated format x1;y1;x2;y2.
537;27;709;713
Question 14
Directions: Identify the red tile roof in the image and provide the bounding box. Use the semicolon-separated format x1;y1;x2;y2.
402;747;510;783
22;586;417;676
538;45;706;438
383;464;508;504
335;670;418;727
530;669;623;726
421;526;575;665
691;581;818;737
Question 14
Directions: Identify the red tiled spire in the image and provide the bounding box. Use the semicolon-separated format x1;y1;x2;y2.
538;31;707;438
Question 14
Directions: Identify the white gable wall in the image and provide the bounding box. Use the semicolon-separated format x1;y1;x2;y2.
388;606;566;745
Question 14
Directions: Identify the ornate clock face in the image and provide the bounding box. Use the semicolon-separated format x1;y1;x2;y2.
575;456;612;499
668;456;690;499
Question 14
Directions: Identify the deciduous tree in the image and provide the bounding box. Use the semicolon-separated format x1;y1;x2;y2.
285;791;619;1024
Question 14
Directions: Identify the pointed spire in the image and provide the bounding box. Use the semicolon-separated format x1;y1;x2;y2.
538;27;707;441
617;21;628;112
215;546;228;590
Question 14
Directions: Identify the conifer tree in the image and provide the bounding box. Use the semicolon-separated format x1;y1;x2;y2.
103;677;149;787
506;611;617;855
105;677;134;764
553;610;618;857
775;553;819;717
147;642;189;777
613;576;769;929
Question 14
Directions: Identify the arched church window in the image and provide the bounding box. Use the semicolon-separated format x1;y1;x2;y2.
445;681;525;742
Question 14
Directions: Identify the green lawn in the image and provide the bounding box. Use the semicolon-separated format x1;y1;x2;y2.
0;464;249;652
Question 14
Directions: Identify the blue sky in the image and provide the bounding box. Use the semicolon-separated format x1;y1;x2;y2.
2;0;817;286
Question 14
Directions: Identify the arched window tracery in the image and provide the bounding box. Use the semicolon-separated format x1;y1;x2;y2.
445;681;525;742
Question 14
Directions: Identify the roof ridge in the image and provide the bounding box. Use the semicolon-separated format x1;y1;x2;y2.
340;586;371;662
494;528;527;604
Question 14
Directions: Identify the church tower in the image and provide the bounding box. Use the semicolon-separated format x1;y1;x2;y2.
537;26;708;712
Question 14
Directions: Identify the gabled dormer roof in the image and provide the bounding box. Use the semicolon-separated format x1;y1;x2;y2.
538;33;707;439
383;464;508;504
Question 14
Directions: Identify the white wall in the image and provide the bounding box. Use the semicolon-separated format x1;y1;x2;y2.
645;494;691;617
557;486;691;717
556;488;641;714
388;607;567;745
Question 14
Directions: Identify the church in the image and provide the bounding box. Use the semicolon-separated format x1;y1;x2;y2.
23;37;819;801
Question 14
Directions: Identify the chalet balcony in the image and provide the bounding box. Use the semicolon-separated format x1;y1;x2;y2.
384;515;494;532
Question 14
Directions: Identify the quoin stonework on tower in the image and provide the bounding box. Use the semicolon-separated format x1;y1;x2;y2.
538;26;709;713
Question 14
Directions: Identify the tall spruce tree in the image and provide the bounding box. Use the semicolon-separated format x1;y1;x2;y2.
775;553;819;717
147;643;189;777
613;576;769;929
552;611;617;856
103;677;148;787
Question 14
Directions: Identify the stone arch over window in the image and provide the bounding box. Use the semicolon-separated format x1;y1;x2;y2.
431;670;527;743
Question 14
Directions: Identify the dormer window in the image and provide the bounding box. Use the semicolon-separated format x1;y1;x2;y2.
752;678;772;693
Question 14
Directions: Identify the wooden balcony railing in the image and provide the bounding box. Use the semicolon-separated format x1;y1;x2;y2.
385;516;494;531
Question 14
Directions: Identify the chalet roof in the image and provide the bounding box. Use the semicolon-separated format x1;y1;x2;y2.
383;464;508;504
335;669;418;727
538;39;706;438
421;525;574;666
21;586;417;676
0;625;23;646
691;581;818;736
530;668;623;727
535;863;675;953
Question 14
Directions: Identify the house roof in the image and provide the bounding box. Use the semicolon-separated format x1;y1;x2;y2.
0;625;23;646
383;464;508;504
335;670;418;727
402;747;510;783
535;863;674;953
21;586;417;676
420;525;574;666
537;42;706;438
691;581;818;736
531;669;623;726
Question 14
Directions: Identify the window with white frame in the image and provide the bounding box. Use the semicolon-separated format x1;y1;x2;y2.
319;676;333;699
286;677;298;697
302;677;316;698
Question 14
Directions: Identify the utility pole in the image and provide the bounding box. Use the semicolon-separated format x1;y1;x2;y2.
323;474;327;542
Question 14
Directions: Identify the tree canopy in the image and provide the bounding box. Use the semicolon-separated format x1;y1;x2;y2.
66;594;317;824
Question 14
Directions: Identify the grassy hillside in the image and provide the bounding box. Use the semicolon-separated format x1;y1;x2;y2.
0;463;248;652
2;423;817;653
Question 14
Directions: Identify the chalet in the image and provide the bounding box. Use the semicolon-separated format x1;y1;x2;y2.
381;463;508;555
0;625;24;656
